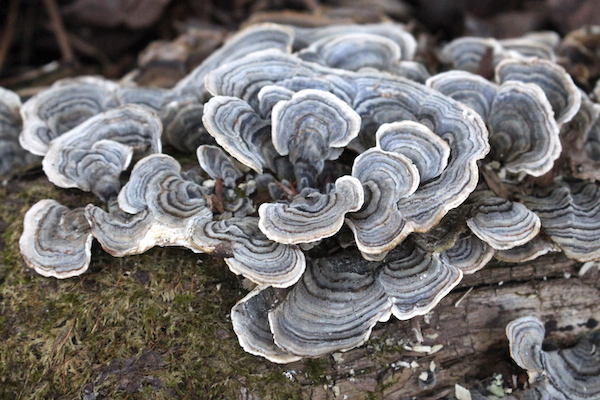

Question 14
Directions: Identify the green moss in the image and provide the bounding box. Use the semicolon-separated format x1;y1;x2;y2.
0;176;305;399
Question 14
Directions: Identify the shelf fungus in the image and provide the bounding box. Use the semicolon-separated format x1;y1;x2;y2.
427;71;561;177
296;33;402;72
270;89;361;189
196;145;244;189
231;240;462;360
440;36;556;76
521;181;600;262
189;217;305;288
202;96;272;174
493;234;561;263
0;87;40;176
172;23;294;103
495;58;581;126
505;316;600;400
346;146;420;260
258;176;364;244
440;233;495;275
19;199;93;278
466;188;541;251
291;23;417;62
42;105;162;202
116;154;213;249
19;76;120;156
231;286;300;363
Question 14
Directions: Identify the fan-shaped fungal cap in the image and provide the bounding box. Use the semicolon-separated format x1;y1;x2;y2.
346;148;419;259
376;121;450;182
118;154;212;227
441;233;495;274
440;37;504;73
42;105;162;202
19;199;93;278
379;241;463;320
84;203;156;257
494;234;560;263
506;316;600;400
269;250;391;357
259;176;364;244
488;81;561;176
521;181;600;262
499;37;557;62
257;85;294;119
160;99;213;153
291;23;417;61
189;217;305;288
426;70;498;120
173;23;294;101
506;316;545;373
20;76;119;155
202;96;271;173
196;145;244;188
466;190;541;250
297;33;401;71
271;89;360;188
495;58;581;125
231;286;300;363
0;87;40;176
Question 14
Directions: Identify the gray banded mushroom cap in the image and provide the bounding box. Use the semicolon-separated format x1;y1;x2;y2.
297;33;401;71
189;217;306;288
173;23;294;101
441;233;495;274
84;203;155;257
268;250;391;357
20;76;120;155
257;85;294;119
118;153;212;227
258;175;364;244
494;234;560;263
379;242;463;320
19;199;93;278
488;81;561;176
271;89;360;189
466;191;541;250
440;37;504;73
346;147;420;259
495;58;581;126
506;316;600;400
202;96;270;173
376;121;450;182
42;105;162;202
0;87;40;176
426;70;498;120
196;145;244;188
291;23;417;61
521;181;600;262
231;286;300;363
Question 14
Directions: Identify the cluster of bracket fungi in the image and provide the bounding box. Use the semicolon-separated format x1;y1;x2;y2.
3;21;600;380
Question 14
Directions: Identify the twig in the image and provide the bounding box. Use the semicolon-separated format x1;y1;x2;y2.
42;0;76;65
0;0;20;73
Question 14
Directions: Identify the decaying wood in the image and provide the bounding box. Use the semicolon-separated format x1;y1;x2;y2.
277;254;598;399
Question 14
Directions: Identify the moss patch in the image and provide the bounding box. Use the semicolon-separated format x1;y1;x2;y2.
0;175;305;399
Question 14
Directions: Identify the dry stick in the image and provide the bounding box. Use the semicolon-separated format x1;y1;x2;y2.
42;0;76;65
0;0;20;73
